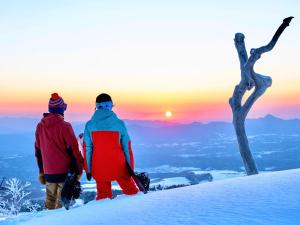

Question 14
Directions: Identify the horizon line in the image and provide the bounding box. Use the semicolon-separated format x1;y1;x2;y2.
0;113;299;125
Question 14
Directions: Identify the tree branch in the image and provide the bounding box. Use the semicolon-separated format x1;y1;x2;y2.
229;82;249;112
230;33;251;111
234;33;248;70
241;17;293;117
242;73;272;117
234;33;254;90
229;85;242;111
247;17;294;67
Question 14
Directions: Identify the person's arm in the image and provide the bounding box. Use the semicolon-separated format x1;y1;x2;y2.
82;141;89;174
83;123;93;174
35;124;46;185
127;140;135;170
64;123;83;175
34;124;44;173
120;121;134;168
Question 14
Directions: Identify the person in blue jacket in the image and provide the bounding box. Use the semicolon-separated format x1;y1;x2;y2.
83;93;138;200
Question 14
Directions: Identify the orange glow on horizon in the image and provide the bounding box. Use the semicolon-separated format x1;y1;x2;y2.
0;89;299;122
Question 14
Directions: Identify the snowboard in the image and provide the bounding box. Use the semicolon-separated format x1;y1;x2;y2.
126;162;150;194
61;174;82;210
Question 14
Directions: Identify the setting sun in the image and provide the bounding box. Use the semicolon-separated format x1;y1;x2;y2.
165;111;173;118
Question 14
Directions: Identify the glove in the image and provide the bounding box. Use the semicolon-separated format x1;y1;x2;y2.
76;173;82;181
86;173;92;181
38;173;46;185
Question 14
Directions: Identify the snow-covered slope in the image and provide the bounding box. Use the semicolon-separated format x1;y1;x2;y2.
3;169;300;225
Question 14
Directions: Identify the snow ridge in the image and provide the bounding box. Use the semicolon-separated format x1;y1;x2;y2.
3;169;300;225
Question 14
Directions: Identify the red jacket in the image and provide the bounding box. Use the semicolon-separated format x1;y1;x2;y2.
83;109;134;181
83;131;134;181
35;113;83;182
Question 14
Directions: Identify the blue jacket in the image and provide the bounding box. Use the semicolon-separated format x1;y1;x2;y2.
83;109;131;173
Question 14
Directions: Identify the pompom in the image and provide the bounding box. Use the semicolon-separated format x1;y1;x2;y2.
51;93;60;100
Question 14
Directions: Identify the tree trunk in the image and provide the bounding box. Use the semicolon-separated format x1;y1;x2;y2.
229;17;293;175
233;114;258;175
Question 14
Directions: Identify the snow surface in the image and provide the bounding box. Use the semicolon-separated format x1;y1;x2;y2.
2;169;300;225
151;177;191;187
79;177;191;193
145;165;200;173
81;182;123;191
192;170;244;181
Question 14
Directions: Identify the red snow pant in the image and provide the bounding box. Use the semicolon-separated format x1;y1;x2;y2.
96;177;138;200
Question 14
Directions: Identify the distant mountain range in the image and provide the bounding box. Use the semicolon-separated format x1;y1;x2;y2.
1;114;299;155
1;114;299;182
0;114;299;143
127;114;300;144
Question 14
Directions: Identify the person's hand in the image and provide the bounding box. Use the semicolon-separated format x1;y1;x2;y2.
76;173;82;181
86;173;92;181
38;173;46;185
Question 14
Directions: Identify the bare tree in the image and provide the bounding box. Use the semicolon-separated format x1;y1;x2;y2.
0;178;40;217
229;17;294;175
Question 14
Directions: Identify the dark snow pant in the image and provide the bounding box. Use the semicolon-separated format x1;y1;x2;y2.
45;182;64;209
96;177;138;200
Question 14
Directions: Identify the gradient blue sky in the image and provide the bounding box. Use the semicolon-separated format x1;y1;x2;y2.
0;0;299;122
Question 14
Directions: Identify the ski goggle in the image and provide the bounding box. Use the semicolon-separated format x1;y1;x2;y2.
96;101;113;111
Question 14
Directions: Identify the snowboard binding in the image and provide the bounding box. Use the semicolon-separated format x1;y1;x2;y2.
61;174;82;210
135;172;150;193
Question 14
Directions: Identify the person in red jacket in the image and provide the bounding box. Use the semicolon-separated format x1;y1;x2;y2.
83;93;139;200
35;93;83;209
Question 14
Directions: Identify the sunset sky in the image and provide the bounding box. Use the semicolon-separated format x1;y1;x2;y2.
0;0;299;123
